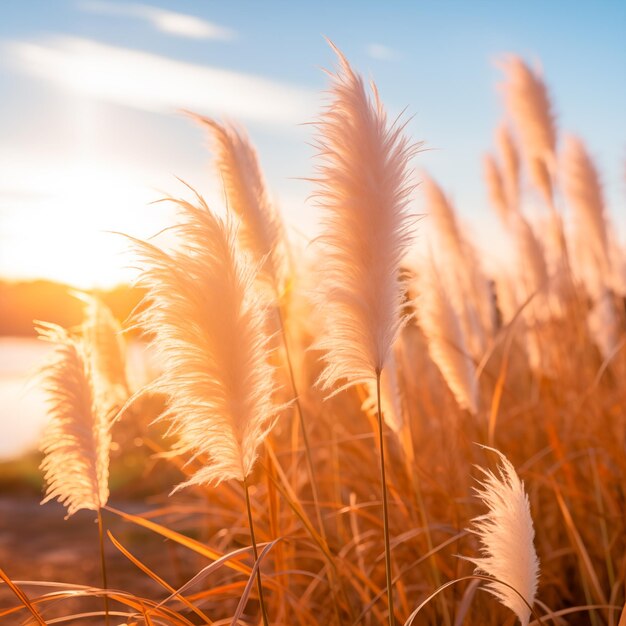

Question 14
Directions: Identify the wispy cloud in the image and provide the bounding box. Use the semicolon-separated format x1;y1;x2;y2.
78;1;236;41
366;43;400;61
4;37;315;127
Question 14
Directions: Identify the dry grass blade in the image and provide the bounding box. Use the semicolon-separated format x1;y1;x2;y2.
107;530;213;624
404;575;544;626
552;482;607;605
0;567;47;625
105;505;252;577
230;541;279;626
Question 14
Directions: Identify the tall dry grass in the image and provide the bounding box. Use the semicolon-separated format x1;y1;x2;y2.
4;45;625;626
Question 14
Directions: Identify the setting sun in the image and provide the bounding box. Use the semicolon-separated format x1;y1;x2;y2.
1;159;177;288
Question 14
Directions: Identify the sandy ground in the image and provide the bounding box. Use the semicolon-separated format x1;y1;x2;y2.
0;497;208;625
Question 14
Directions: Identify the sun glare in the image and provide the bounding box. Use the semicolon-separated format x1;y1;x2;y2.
0;160;172;288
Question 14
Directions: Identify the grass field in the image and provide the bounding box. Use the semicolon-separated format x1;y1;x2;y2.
1;45;625;626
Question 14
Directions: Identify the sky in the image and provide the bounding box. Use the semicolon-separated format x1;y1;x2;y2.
0;0;624;287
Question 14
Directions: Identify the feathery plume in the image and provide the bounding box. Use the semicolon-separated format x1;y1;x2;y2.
588;288;621;361
511;213;549;321
421;174;464;257
561;135;610;294
500;56;556;206
483;153;509;225
313;44;417;394
132;187;282;489
465;447;540;626
76;293;129;417
422;174;495;357
495;123;520;212
37;323;110;517
414;258;478;414
500;56;556;165
189;114;289;295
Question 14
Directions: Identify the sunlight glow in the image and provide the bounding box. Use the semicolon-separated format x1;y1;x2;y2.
0;158;172;288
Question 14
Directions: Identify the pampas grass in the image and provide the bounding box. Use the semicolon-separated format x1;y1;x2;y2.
132;188;282;489
131;186;284;625
37;320;112;624
313;44;416;394
484;153;509;225
562;135;611;296
190;114;289;295
496;123;520;212
421;174;494;358
37;322;111;516
77;292;129;417
16;43;626;626
414;257;478;414
464;447;540;626
500;56;556;190
312;43;418;625
362;348;404;434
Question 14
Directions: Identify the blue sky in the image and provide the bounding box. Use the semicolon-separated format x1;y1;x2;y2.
0;1;624;286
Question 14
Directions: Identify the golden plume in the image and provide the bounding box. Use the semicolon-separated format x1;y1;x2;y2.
188;114;289;296
465;447;540;626
37;323;111;517
131;186;283;488
312;44;418;394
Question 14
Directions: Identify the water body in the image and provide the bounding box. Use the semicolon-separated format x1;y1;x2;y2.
0;337;153;460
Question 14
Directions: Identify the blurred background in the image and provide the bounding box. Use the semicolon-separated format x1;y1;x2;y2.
0;0;624;464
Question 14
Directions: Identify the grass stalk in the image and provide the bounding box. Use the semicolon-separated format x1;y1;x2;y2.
274;303;348;623
243;477;270;626
402;439;451;626
376;369;395;626
97;508;110;626
274;303;326;539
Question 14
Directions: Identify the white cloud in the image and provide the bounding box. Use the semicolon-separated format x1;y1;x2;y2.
366;43;399;61
4;37;315;127
78;1;236;41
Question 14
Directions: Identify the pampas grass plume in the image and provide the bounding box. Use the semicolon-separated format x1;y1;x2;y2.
422;173;494;356
495;123;520;211
189;114;289;295
76;292;129;416
500;56;556;166
313;43;417;393
483;153;509;225
37;323;111;517
414;258;478;414
561;135;610;286
465;446;539;626
132;187;282;489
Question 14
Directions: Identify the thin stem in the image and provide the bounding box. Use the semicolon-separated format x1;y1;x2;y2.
274;305;350;623
274;304;326;539
376;369;395;626
402;440;451;626
97;508;110;626
243;477;270;626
